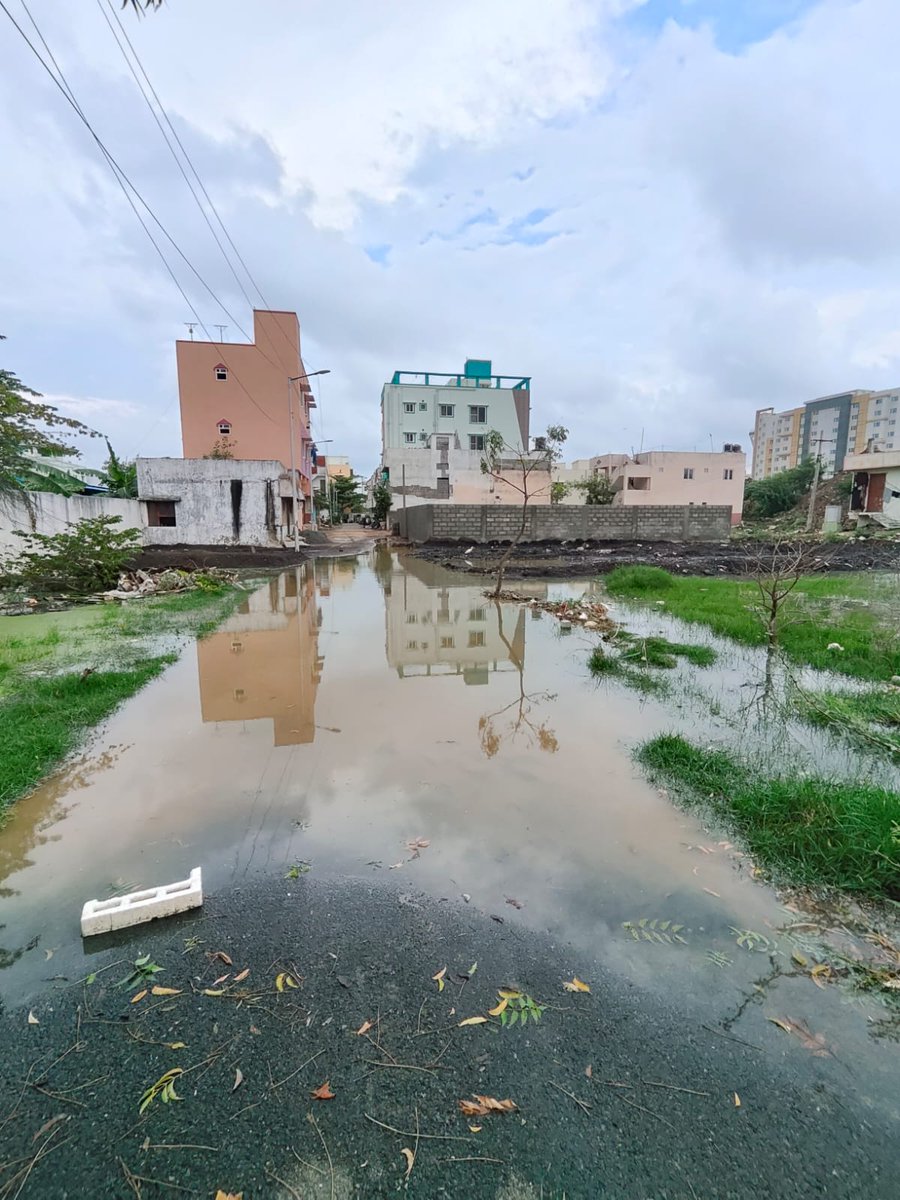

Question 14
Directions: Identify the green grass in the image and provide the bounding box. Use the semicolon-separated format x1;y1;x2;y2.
638;734;900;900
587;646;671;696
0;660;173;810
620;635;716;669
796;688;900;759
605;567;900;682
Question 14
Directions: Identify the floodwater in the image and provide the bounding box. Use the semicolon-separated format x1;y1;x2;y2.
0;549;898;1093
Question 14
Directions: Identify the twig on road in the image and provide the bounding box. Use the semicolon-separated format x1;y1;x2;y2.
309;1111;335;1200
549;1080;591;1115
364;1113;471;1142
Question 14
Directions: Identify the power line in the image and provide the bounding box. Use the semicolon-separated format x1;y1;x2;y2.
6;0;277;428
102;0;303;379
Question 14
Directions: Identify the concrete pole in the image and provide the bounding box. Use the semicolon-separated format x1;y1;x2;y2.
287;378;300;553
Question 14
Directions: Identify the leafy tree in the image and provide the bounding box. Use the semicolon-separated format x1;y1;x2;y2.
204;436;236;460
1;515;140;597
744;459;816;520
480;425;568;598
373;479;392;525
575;473;615;505
320;473;365;522
550;481;570;505
1;366;96;497
102;440;138;498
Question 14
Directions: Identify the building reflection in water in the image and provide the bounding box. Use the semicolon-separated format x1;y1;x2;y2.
383;555;545;684
196;566;324;745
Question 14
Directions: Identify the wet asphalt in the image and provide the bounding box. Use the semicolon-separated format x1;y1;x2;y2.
1;876;896;1199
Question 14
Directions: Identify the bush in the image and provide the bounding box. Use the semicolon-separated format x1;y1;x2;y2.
743;459;816;519
605;566;674;594
1;515;141;597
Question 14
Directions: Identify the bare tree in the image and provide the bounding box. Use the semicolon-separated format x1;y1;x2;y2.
478;602;558;757
747;540;821;650
480;424;568;598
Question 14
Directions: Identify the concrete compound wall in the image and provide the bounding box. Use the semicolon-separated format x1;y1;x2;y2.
0;491;142;557
399;503;732;543
137;457;285;547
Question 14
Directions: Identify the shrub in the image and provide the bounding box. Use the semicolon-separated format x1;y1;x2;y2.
605;566;674;594
743;459;816;519
1;515;141;597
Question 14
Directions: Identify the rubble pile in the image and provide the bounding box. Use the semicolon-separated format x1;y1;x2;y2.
492;590;616;635
99;567;236;602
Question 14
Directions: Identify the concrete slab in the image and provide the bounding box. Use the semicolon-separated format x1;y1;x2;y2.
80;867;202;937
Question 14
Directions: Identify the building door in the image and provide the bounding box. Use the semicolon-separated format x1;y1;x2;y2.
866;472;886;512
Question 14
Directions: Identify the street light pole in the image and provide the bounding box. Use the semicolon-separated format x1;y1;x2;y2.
287;369;330;552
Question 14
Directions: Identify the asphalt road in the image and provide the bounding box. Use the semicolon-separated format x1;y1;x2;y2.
1;877;896;1199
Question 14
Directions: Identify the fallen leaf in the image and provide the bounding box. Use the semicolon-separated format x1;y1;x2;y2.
488;998;508;1017
458;1016;489;1027
388;861;404;870
212;951;233;966
27;1011;39;1025
234;968;250;983
734;1092;741;1107
311;1081;335;1101
468;1124;482;1133
356;1019;374;1036
791;951;808;968
458;1095;518;1117
585;1065;593;1079
405;837;430;854
767;1016;833;1057
464;962;478;979
275;972;300;993
811;964;830;978
497;988;522;1000
400;1148;414;1180
232;1068;243;1093
151;986;182;997
131;990;148;1004
703;888;721;898
44;949;54;961
563;977;591;993
214;1192;243;1200
212;973;231;987
32;1114;68;1142
166;1041;187;1050
202;988;225;997
433;966;447;993
490;915;504;924
505;897;523;909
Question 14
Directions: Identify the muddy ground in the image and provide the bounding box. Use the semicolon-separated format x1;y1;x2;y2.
2;877;896;1200
410;537;900;579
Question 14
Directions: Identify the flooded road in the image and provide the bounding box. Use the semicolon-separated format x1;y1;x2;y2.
1;551;897;1090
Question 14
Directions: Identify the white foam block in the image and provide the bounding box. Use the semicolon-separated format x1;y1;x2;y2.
81;867;202;937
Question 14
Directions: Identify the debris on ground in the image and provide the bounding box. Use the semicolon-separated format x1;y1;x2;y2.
98;567;238;602
491;591;616;634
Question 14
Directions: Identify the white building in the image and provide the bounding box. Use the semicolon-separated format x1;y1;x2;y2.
380;359;533;508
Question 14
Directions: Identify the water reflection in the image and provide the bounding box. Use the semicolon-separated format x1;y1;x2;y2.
196;567;324;745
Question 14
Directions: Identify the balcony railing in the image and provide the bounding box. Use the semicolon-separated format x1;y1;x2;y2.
390;371;530;390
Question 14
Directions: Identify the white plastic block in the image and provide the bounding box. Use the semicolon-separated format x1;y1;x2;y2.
81;867;202;937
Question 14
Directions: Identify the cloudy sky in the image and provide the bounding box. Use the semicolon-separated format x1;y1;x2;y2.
2;0;899;477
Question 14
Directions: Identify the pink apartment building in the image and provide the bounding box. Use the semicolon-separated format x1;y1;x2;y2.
177;310;317;523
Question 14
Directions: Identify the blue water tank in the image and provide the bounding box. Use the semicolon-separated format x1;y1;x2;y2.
464;359;491;380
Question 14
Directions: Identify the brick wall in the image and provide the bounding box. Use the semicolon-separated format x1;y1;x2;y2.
400;504;731;543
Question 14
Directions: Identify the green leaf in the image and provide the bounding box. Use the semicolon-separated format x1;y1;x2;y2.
509;1009;519;1027
86;973;96;985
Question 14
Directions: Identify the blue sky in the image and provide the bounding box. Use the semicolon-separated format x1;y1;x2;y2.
2;1;899;477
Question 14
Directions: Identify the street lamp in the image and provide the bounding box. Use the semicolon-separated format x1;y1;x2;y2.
287;369;330;552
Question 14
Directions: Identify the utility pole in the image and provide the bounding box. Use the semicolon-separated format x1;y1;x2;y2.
287;370;331;551
184;322;196;340
214;324;228;342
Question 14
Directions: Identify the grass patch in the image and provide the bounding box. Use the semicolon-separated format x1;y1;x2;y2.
0;659;173;810
638;734;900;901
620;635;716;669
796;688;900;759
587;646;671;697
605;567;900;682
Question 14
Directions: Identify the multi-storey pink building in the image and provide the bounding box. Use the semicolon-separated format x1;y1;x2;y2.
176;310;316;524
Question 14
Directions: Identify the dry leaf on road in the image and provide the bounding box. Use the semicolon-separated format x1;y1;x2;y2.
400;1148;414;1180
27;1011;39;1025
563;977;591;993
458;1095;518;1117
234;968;250;983
212;973;231;987
131;990;148;1004
488;998;508;1017
458;1016;488;1027
433;966;447;993
151;986;182;997
734;1092;741;1107
767;1016;833;1057
212;951;233;966
405;837;430;856
214;1192;243;1200
232;1068;243;1093
356;1019;374;1036
311;1081;335;1101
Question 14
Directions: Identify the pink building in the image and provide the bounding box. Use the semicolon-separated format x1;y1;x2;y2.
177;310;316;523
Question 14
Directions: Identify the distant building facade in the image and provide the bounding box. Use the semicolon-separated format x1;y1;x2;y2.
751;389;900;479
554;448;746;524
844;448;900;528
380;359;533;508
176;310;317;524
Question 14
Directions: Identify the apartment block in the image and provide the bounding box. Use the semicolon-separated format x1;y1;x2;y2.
380;359;533;508
751;388;900;479
554;448;746;523
177;310;317;526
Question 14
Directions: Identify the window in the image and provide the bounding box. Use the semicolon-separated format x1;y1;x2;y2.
683;467;694;480
436;477;450;498
469;405;487;424
468;630;486;648
406;613;418;624
215;365;228;381
406;640;418;650
723;468;734;480
469;434;485;451
469;607;486;622
217;420;231;435
440;636;455;649
146;500;177;527
439;403;455;418
404;402;415;414
404;432;416;444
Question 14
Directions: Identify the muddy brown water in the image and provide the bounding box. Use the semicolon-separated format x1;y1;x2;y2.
1;548;898;1105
